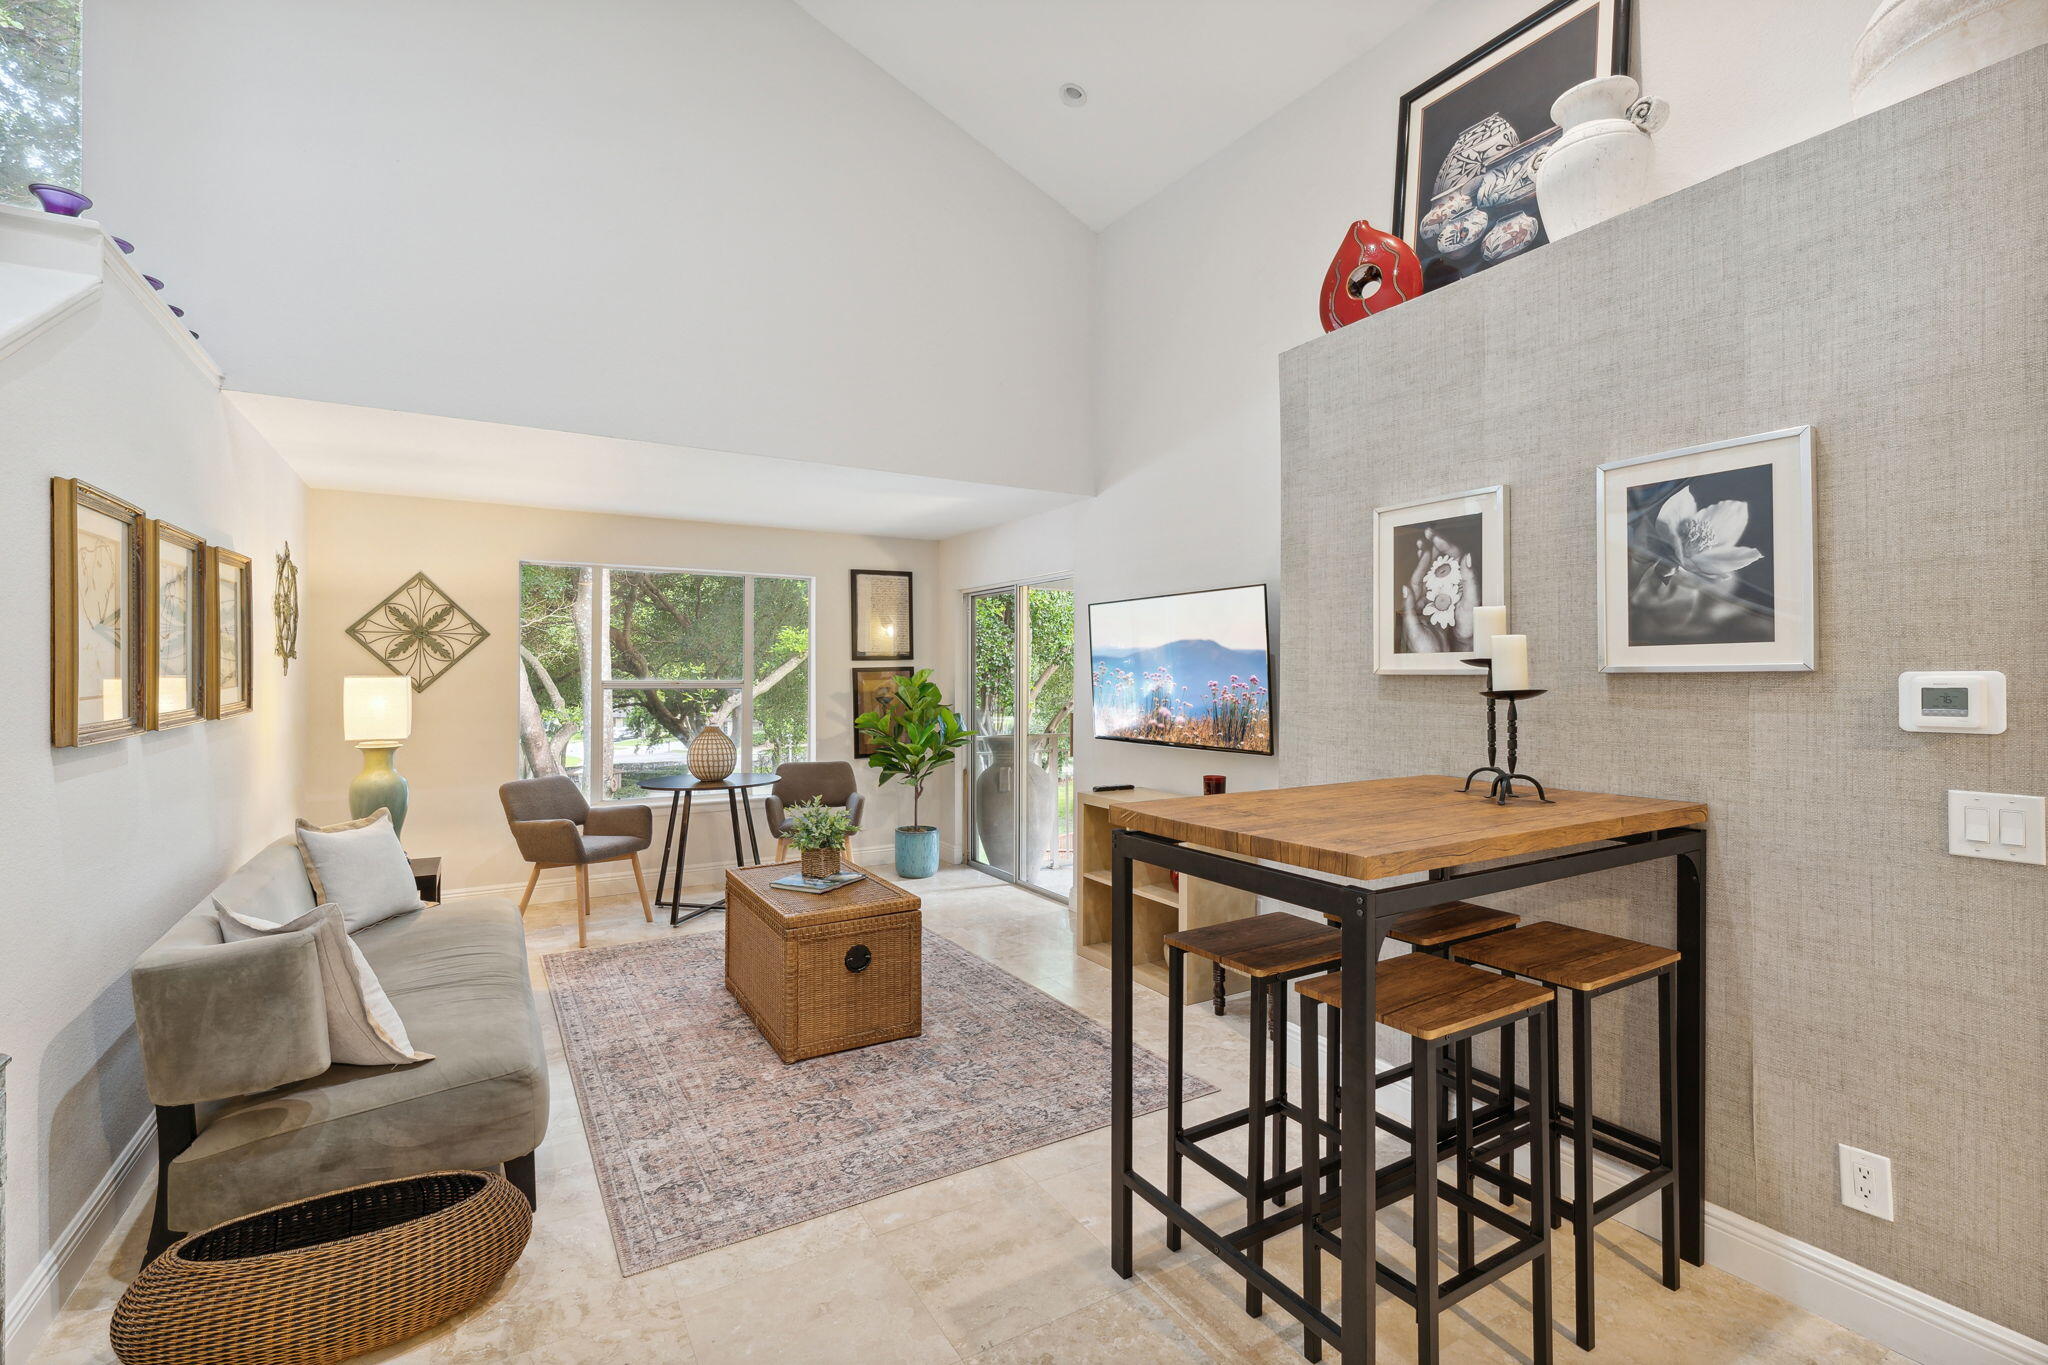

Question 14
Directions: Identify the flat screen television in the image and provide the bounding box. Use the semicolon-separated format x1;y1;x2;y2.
1087;583;1274;755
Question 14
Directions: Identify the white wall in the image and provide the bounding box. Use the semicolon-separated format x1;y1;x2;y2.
81;0;1097;495
0;243;307;1345
301;490;952;896
1045;0;1881;801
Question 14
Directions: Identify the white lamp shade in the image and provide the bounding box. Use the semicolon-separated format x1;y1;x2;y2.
344;675;413;742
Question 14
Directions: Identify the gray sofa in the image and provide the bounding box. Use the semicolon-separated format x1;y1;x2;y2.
131;838;548;1259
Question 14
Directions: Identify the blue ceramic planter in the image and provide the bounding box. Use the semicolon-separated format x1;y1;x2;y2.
894;826;940;879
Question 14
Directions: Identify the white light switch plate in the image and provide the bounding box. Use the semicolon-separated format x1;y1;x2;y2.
1947;791;2046;864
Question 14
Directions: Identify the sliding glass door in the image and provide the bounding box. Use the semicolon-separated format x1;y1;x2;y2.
966;579;1075;897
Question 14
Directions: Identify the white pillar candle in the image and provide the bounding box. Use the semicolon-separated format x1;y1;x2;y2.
1471;605;1508;659
1492;634;1530;690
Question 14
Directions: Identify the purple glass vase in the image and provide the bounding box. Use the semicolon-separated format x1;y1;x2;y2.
112;237;135;254
143;275;166;291
28;184;92;215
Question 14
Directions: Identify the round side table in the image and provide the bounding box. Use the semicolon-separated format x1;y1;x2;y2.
640;773;781;925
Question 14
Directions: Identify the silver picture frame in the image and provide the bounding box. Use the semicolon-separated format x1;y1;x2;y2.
1595;426;1816;672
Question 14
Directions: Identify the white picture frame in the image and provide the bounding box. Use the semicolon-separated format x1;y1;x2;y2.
1373;485;1509;675
1596;426;1815;672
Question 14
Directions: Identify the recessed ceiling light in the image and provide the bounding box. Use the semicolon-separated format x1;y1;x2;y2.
1059;82;1088;108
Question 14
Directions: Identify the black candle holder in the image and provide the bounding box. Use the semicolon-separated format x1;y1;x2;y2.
1478;688;1552;804
1457;658;1511;796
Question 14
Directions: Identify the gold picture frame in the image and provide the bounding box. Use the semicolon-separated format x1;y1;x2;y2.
145;519;208;729
51;477;147;747
207;546;255;718
852;666;913;758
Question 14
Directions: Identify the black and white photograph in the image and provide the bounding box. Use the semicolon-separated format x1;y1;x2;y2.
1374;486;1508;674
1597;428;1815;671
1393;0;1631;292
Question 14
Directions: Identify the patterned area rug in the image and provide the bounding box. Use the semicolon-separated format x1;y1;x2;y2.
546;930;1210;1275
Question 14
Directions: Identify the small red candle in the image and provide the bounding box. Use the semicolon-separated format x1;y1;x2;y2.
1203;775;1226;795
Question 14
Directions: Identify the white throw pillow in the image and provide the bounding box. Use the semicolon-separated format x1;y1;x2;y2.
294;810;425;932
215;902;433;1066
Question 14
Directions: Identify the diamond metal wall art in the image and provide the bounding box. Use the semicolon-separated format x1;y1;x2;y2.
345;572;489;692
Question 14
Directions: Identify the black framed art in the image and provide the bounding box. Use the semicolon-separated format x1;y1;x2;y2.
1392;0;1632;293
851;666;913;758
850;569;913;660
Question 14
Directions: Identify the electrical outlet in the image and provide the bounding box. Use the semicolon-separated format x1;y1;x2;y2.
1838;1144;1894;1221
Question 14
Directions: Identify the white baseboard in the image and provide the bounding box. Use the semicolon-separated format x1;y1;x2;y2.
443;838;963;907
4;1112;156;1362
1305;1051;2045;1364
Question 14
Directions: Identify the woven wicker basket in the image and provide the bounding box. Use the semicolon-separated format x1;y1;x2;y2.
111;1170;531;1365
800;846;842;879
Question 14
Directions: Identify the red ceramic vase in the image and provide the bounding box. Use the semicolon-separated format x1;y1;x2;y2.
1319;218;1422;332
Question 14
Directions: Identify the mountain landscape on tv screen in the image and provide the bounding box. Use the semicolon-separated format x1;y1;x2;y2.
1090;637;1272;753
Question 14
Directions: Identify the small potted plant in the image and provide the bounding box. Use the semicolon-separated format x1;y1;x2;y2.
785;797;858;879
854;668;973;879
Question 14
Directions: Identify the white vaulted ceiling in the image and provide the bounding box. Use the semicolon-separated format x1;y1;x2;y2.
792;0;1437;229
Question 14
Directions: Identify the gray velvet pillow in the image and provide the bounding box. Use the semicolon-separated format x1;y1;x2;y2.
293;810;425;932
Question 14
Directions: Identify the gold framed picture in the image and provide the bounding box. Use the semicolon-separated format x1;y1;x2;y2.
145;519;207;729
51;477;146;747
207;546;255;718
852;666;913;758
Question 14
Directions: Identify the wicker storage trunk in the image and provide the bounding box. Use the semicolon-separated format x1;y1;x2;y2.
725;862;922;1062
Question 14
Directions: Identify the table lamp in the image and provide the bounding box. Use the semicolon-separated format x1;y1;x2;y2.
344;675;413;834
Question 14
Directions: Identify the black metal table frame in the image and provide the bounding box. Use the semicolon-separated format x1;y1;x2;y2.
1109;823;1706;1362
652;782;767;926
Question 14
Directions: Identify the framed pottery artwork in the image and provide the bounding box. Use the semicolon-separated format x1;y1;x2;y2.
1596;427;1816;672
851;666;914;758
51;478;146;747
346;572;490;691
207;547;255;716
274;541;300;675
850;569;913;660
1393;0;1632;292
1374;486;1509;675
145;519;207;729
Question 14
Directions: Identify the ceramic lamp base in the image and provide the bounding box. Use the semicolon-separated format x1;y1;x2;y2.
349;743;410;835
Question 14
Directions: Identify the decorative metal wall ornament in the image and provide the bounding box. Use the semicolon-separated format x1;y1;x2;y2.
274;542;300;675
346;573;490;692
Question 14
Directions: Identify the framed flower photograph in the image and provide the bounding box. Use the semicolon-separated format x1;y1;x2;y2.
1374;486;1509;675
852;666;913;758
1393;0;1632;293
145;519;207;729
1596;427;1816;671
51;477;146;747
207;546;255;717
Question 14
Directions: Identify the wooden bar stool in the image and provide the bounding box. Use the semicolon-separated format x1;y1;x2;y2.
1162;913;1342;1317
1296;954;1557;1365
1455;922;1682;1351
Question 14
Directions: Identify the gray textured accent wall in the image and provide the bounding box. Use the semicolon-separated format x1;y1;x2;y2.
1279;50;2047;1338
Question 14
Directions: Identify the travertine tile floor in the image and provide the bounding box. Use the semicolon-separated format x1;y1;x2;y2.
34;865;1909;1364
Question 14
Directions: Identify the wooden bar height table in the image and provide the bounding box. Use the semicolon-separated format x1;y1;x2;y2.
1106;775;1707;1363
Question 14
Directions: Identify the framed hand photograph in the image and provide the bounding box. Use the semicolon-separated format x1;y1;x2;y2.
852;666;913;758
1393;0;1632;293
1374;486;1509;674
145;519;208;729
207;546;256;717
51;477;147;747
1596;427;1816;672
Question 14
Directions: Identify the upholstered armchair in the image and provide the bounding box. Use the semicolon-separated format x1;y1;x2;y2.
499;776;653;946
763;762;866;863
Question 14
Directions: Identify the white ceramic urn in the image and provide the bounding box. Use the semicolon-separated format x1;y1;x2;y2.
1533;75;1670;241
1851;0;2048;115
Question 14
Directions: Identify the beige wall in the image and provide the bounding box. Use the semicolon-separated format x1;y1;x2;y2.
0;274;307;1342
301;491;950;898
1279;53;2048;1340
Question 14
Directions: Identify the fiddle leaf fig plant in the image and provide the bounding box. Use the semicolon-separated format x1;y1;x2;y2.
853;668;973;829
784;797;857;852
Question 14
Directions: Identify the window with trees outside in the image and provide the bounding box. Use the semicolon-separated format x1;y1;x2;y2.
519;564;812;803
2;1;83;208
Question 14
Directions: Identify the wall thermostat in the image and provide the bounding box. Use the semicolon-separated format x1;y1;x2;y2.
1898;671;2005;733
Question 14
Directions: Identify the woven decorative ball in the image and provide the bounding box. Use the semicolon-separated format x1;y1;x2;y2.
801;846;843;879
687;723;737;781
111;1171;530;1365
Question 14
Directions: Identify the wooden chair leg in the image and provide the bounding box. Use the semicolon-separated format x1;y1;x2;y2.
775;837;789;863
629;854;653;922
575;864;590;947
518;863;544;914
